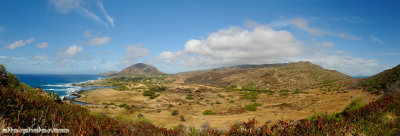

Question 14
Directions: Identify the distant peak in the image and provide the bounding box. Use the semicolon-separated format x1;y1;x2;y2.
115;63;165;77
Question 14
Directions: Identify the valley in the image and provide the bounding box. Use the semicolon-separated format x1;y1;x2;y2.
73;62;379;129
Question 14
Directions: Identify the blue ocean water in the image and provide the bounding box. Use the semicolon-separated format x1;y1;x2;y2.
15;74;109;99
352;76;370;78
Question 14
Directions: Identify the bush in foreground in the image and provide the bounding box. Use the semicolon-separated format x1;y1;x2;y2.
203;110;214;115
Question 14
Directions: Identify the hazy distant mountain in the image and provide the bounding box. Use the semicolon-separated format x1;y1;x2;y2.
114;63;166;77
98;71;119;76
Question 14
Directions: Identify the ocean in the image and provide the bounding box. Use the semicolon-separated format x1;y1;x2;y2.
351;76;370;78
15;74;111;100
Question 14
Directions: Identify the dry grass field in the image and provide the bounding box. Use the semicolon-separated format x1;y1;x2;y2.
75;81;379;129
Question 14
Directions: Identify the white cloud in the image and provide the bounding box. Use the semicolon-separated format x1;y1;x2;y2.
36;42;48;48
290;51;384;76
374;52;400;56
32;55;48;60
87;36;111;46
330;17;364;23
5;37;36;49
290;18;325;36
83;30;92;37
11;57;28;60
80;7;108;26
49;0;114;27
0;25;4;33
120;44;150;67
315;41;334;47
338;32;362;41
98;1;114;28
6;40;26;50
25;37;35;44
92;66;97;70
49;0;82;13
157;23;303;67
57;44;83;58
370;36;383;44
0;56;7;59
157;21;385;76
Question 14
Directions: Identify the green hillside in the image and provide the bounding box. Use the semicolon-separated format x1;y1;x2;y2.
359;64;400;94
1;64;400;135
0;65;179;135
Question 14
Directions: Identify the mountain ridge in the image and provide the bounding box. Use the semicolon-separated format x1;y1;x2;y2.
113;63;166;77
169;61;352;90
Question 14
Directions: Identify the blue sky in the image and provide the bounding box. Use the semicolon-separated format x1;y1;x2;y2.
0;0;399;76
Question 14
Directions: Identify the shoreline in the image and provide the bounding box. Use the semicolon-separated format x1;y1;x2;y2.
65;85;115;106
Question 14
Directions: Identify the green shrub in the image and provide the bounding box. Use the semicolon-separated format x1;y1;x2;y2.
293;88;302;94
143;90;155;96
119;103;128;107
216;101;221;104
279;92;289;96
112;83;127;91
48;90;61;101
168;104;174;108
143;90;160;99
172;110;179;115
180;115;185;122
149;94;160;99
245;103;262;111
342;97;366;115
149;85;167;92
229;100;235;103
203;110;214;115
186;94;193;100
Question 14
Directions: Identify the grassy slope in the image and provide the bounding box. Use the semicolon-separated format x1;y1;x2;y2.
0;65;180;135
359;64;400;94
1;64;400;135
170;61;351;91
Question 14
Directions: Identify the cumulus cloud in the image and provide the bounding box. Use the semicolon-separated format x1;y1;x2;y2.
32;55;48;60
87;36;111;46
25;37;35;44
157;24;303;67
315;41;334;47
36;42;48;48
57;44;83;58
289;51;384;76
120;44;150;67
370;36;383;44
6;40;26;50
338;32;362;41
156;21;385;76
55;44;88;66
0;56;7;59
